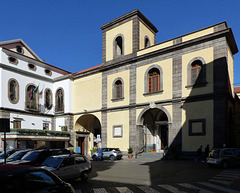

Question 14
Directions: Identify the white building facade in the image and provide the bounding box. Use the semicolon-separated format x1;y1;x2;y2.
0;40;74;150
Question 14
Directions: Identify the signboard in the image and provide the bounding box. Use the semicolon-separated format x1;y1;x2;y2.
0;118;10;132
75;146;81;154
96;134;101;143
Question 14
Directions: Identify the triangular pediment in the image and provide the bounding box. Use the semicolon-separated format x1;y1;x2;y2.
0;39;42;61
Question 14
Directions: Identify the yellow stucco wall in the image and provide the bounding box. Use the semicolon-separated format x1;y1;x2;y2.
182;100;213;151
73;72;102;113
137;40;173;56
136;58;172;104
182;47;214;97
107;70;129;108
182;27;214;42
228;47;234;96
139;21;155;50
105;21;133;61
107;110;129;151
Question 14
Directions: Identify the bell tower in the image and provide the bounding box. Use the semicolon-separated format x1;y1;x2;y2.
101;9;158;65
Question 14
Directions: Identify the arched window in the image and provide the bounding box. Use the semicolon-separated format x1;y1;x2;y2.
144;65;163;94
112;78;124;100
115;80;122;99
187;57;206;87
26;84;39;110
8;79;19;104
114;35;124;58
145;36;150;48
191;60;202;85
116;36;123;56
55;88;64;112
45;88;52;110
148;68;160;92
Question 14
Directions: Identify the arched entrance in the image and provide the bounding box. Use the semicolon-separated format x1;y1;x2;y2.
75;114;101;155
137;106;171;153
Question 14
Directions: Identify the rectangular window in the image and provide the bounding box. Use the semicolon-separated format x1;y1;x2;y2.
43;123;49;130
189;119;206;136
116;85;122;98
113;125;123;137
13;120;21;129
149;75;159;92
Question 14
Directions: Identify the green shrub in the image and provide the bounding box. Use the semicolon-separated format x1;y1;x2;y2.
90;147;98;154
128;147;133;154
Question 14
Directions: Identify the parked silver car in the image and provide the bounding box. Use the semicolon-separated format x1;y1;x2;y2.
207;148;240;168
41;154;92;181
92;148;122;161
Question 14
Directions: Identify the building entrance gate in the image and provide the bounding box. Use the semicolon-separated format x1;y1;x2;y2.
138;106;170;153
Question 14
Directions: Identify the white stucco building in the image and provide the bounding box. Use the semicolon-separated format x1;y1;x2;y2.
0;39;73;150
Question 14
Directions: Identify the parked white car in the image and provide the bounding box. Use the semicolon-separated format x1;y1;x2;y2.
91;148;122;161
41;154;92;181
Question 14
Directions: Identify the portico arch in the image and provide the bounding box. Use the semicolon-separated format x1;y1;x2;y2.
75;114;101;155
137;105;171;153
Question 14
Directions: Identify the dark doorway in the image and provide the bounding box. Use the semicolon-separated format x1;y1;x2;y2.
160;125;168;150
78;137;85;154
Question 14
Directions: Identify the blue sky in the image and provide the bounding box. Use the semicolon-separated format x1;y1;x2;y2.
1;0;240;86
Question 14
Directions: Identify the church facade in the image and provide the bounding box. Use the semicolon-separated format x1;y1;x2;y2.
0;10;239;156
73;9;239;155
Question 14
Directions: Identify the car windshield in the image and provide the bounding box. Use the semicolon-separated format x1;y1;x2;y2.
210;149;220;158
8;151;27;160
41;157;63;168
21;151;41;161
0;150;13;159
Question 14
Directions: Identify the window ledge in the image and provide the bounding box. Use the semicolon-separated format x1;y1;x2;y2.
143;90;163;96
111;97;125;102
186;82;208;89
55;111;64;114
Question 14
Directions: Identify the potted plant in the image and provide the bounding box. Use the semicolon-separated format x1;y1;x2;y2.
128;147;133;158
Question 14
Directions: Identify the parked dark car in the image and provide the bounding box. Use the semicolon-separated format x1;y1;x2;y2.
8;149;71;166
0;149;20;159
206;148;240;168
92;148;122;161
0;164;75;193
0;149;32;164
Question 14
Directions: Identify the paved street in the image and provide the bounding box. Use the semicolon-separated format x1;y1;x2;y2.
69;155;240;193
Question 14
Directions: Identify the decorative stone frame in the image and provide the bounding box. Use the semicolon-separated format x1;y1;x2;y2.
113;125;123;137
44;88;53;110
8;56;18;65
25;83;39;111
113;34;124;58
8;78;19;104
188;119;206;136
44;68;52;76
28;63;37;71
144;35;151;48
16;45;24;54
112;77;124;101
144;64;163;95
55;87;64;113
186;57;207;88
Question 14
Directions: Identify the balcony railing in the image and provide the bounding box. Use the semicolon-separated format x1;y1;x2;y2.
9;128;70;137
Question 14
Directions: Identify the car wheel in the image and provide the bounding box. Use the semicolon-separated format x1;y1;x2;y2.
221;161;229;169
81;171;88;181
110;155;115;161
92;155;97;161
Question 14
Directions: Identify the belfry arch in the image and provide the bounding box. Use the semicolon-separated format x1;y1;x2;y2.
75;114;101;155
137;105;171;153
